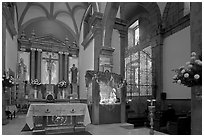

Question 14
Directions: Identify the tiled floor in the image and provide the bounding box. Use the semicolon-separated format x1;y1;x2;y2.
2;114;166;135
2;114;26;135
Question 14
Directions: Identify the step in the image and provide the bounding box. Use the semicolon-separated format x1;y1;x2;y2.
45;126;74;135
120;123;134;129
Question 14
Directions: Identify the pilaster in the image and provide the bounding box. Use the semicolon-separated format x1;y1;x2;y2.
190;2;202;135
37;48;42;81
30;48;36;81
64;52;69;82
58;51;63;81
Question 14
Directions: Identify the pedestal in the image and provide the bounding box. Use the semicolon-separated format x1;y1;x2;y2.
34;90;38;99
72;83;78;99
148;106;155;135
38;91;42;99
57;91;61;100
191;86;202;135
62;89;65;99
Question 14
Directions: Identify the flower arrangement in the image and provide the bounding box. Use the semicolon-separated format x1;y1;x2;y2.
172;52;202;87
30;79;41;87
58;80;67;88
2;74;15;87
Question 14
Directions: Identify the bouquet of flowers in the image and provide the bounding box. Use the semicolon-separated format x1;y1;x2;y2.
58;80;67;88
30;79;41;87
2;74;15;87
172;52;202;87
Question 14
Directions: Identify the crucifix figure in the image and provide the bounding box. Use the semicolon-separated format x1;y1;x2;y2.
43;54;58;84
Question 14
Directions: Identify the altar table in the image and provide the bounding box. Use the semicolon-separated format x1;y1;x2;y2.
26;103;91;130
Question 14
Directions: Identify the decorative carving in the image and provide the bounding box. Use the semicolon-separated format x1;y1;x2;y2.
18;34;79;56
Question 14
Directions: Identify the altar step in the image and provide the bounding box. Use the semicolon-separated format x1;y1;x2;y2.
44;125;85;135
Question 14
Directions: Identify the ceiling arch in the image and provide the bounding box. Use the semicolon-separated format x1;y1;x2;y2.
16;2;89;45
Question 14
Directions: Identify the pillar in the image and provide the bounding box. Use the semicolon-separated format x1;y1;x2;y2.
30;48;36;81
59;51;63;81
64;52;69;82
36;48;42;81
190;2;202;135
119;29;128;123
37;48;42;98
2;10;8;125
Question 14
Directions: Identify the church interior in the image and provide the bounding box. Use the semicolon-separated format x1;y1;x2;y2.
2;2;202;135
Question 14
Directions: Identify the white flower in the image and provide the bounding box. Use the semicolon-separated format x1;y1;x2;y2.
191;52;196;56
188;64;193;68
181;69;185;73
179;66;185;69
194;74;200;79
186;62;190;65
184;73;189;78
195;60;202;65
173;75;177;79
190;56;196;62
177;80;181;84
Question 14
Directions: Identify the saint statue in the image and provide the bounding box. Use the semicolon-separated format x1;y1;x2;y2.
70;64;78;84
18;58;27;81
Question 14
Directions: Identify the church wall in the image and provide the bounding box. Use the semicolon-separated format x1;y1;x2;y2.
111;29;120;74
79;21;95;99
163;26;191;99
5;29;18;75
79;40;94;99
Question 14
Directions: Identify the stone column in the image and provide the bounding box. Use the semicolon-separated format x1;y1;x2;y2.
64;52;69;82
58;51;63;81
2;12;8;125
36;49;42;81
151;36;163;100
190;2;202;135
30;48;36;81
118;29;128;123
37;49;42;99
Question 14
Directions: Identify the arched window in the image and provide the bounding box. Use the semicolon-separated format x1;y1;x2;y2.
125;20;152;99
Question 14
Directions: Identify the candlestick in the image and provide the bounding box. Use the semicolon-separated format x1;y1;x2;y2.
147;99;156;135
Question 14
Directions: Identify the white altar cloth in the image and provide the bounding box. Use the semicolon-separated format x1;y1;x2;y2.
26;103;91;129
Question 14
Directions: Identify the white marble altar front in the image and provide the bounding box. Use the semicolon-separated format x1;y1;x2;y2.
26;103;91;130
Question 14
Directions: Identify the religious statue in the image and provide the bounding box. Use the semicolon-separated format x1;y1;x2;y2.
18;58;27;81
71;64;78;84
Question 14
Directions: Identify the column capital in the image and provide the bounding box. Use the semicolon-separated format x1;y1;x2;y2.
20;48;26;51
64;52;69;55
118;29;128;38
58;51;63;54
30;48;36;51
36;48;42;52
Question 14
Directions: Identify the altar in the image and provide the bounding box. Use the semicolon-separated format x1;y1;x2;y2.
26;103;91;133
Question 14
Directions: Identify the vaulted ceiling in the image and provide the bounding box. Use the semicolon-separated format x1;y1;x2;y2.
16;2;171;44
16;2;89;43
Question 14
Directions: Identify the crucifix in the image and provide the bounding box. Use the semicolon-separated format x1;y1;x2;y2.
42;54;58;94
43;54;58;84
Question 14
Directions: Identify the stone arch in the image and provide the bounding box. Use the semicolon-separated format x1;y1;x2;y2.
121;2;162;100
91;2;100;12
18;2;50;27
162;2;185;28
101;2;120;47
